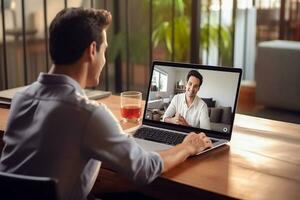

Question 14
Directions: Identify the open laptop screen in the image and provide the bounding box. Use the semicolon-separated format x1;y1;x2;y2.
143;61;242;139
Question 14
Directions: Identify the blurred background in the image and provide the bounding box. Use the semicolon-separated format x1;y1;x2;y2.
0;0;299;123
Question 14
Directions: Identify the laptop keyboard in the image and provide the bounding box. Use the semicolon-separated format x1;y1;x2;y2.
134;127;219;146
134;127;187;145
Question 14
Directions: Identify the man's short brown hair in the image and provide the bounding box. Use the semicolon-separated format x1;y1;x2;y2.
49;7;112;65
186;70;203;86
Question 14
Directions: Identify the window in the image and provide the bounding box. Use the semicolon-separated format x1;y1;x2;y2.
152;69;168;92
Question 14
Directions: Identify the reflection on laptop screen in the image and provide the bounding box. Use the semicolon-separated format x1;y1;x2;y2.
145;63;241;135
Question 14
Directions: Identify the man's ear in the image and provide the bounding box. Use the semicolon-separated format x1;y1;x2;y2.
88;41;97;61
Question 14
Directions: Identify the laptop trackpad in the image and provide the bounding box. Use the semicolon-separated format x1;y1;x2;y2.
134;138;173;152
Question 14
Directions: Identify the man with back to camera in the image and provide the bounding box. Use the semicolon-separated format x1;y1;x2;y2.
163;70;211;130
0;7;212;200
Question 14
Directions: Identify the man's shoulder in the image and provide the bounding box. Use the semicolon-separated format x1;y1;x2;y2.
15;83;106;114
74;92;106;113
176;93;186;102
174;93;185;99
196;96;208;108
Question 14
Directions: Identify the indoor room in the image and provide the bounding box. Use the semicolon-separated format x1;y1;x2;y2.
0;0;299;199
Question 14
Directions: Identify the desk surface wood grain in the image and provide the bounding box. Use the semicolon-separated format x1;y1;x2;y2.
1;95;300;199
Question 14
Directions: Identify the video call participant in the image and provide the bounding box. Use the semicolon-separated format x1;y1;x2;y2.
163;70;211;130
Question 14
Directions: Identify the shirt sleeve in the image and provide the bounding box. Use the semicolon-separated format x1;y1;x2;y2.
81;104;163;185
200;103;211;130
162;95;177;121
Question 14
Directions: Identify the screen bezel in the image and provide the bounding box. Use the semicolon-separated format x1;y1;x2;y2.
142;61;242;141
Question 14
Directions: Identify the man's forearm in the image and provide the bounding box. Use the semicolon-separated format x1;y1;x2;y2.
158;143;194;173
164;117;174;124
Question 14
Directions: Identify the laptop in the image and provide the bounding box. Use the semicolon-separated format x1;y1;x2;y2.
131;61;242;154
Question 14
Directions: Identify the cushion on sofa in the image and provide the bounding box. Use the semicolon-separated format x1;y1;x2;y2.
210;108;223;123
210;122;231;133
220;106;232;124
256;40;300;111
201;98;216;107
208;107;211;117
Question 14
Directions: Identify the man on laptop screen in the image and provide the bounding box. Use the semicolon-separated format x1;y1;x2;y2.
163;70;210;129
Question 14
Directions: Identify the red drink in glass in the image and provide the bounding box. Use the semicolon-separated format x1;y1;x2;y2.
120;105;142;119
120;91;142;123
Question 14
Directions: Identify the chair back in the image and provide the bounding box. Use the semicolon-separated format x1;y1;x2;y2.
0;172;59;200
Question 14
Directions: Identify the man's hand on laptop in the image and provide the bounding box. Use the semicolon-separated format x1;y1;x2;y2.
182;132;212;154
158;132;212;173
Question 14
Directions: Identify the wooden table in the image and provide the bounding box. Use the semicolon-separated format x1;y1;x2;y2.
1;95;300;199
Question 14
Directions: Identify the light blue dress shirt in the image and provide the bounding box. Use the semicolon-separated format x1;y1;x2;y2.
0;73;163;200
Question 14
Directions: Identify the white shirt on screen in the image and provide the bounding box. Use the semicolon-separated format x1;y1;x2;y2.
163;93;211;130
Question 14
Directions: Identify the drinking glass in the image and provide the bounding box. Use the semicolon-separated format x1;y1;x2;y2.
120;91;142;123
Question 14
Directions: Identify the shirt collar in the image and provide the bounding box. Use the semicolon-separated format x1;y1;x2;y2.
183;94;199;108
37;72;85;95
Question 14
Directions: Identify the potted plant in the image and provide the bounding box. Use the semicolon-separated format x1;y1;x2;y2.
151;0;232;65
